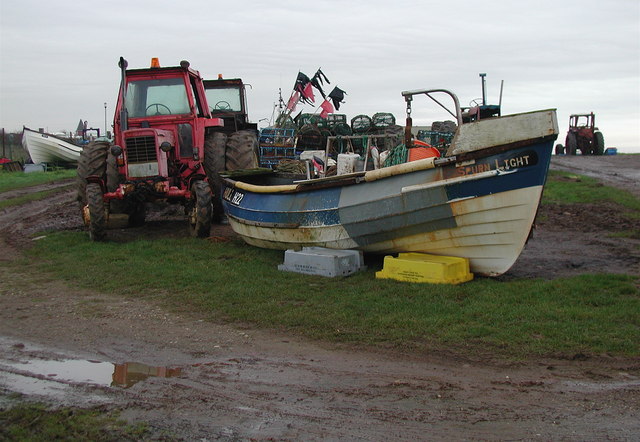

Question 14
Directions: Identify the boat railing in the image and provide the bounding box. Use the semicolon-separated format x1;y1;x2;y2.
400;89;463;127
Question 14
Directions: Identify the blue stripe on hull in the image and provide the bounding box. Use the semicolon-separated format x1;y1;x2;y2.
226;186;341;226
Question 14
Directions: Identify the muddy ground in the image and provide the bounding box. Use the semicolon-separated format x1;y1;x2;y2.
0;155;639;440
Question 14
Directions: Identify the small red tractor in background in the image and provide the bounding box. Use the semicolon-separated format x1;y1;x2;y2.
77;57;258;240
555;112;605;155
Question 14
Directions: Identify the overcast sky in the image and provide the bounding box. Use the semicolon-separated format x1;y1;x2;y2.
1;0;639;152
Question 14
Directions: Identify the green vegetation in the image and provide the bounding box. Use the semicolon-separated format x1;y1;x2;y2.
544;170;640;212
26;232;640;358
0;403;149;440
0;169;76;193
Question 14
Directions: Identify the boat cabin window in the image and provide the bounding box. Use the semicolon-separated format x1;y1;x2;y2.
125;78;191;118
205;86;242;112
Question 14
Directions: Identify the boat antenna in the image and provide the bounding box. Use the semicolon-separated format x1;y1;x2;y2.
118;57;129;131
479;73;487;106
498;80;504;116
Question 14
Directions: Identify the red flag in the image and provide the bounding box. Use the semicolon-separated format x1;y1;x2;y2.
287;91;300;111
319;99;334;118
302;82;315;103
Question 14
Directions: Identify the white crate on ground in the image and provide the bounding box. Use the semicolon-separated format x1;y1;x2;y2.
278;247;366;277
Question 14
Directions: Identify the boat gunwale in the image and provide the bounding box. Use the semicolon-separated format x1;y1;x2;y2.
23;126;83;151
222;133;555;195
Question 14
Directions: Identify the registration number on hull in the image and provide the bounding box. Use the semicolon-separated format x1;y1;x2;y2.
223;187;244;205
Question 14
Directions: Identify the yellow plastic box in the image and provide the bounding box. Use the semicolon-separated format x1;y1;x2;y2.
375;252;474;284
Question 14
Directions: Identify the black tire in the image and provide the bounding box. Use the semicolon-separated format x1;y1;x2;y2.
188;180;212;238
226;130;258;170
77;141;109;207
203;132;227;222
565;132;577;155
594;132;605;155
128;202;146;227
106;151;127;213
86;182;106;241
555;144;565;155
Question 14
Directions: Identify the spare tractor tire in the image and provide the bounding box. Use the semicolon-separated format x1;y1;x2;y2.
555;144;565;155
226;130;258;170
76;140;109;207
204;132;227;222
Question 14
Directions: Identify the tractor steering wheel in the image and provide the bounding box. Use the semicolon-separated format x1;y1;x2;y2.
469;98;484;107
213;100;232;110
145;103;172;115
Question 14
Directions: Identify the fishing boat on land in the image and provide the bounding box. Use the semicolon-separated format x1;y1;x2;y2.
22;126;83;165
221;88;558;276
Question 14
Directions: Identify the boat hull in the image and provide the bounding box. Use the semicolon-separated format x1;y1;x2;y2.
222;110;557;276
22;127;82;164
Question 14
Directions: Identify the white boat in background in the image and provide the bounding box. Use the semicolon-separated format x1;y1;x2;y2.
22;126;83;165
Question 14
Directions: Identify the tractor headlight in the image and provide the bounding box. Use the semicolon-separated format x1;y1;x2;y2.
110;145;123;157
160;141;173;152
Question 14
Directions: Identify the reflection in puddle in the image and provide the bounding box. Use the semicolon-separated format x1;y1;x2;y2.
4;358;182;390
112;362;182;388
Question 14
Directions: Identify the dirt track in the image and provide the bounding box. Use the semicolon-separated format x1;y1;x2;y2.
0;155;639;440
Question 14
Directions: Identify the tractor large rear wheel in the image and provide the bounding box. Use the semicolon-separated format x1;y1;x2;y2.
188;180;213;238
204;132;227;222
86;182;106;241
226;130;258;171
594;131;605;155
565;132;577;155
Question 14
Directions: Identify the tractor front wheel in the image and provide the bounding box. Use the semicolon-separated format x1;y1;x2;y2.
188;180;213;238
128;202;146;227
86;182;106;241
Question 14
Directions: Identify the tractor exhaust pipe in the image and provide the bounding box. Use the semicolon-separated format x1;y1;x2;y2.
118;57;129;132
479;73;487;106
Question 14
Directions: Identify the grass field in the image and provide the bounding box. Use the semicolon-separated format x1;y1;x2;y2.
3;169;640;359
0;169;76;193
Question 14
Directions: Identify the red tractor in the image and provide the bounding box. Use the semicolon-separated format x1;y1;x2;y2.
556;112;605;155
77;57;258;240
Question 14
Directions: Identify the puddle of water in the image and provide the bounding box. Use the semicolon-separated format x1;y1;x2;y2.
2;358;182;390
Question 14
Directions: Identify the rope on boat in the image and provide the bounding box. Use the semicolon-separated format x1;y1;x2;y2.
275;158;307;174
382;143;408;167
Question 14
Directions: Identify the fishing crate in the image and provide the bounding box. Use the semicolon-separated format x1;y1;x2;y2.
376;252;473;284
278;247;366;277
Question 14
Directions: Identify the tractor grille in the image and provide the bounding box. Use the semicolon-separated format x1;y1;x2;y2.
125;136;157;163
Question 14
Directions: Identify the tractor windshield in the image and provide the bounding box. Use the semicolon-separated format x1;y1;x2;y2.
205;86;242;112
125;78;191;118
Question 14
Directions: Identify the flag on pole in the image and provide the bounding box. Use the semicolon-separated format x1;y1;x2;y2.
319;99;334;119
311;68;330;99
302;82;315;103
286;91;300;111
294;72;315;104
328;87;347;110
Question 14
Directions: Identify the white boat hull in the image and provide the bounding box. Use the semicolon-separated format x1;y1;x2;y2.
22;127;82;164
